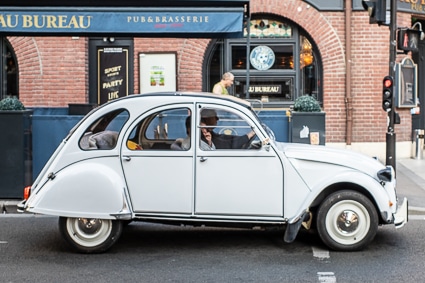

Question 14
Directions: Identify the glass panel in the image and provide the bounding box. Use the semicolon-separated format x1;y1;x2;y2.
234;77;294;102
128;107;191;150
299;35;321;101
206;40;223;93
300;36;314;70
200;107;259;150
79;109;129;150
244;19;292;38
232;45;294;70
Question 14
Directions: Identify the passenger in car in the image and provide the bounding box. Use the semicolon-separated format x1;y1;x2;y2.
200;121;216;150
171;116;191;150
201;109;255;149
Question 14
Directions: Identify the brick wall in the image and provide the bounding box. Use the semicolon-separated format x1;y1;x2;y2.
9;36;88;107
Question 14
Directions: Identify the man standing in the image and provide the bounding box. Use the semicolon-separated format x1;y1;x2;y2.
212;72;234;95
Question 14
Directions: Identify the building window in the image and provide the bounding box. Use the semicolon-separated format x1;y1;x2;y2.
204;15;322;107
1;38;19;99
245;19;293;38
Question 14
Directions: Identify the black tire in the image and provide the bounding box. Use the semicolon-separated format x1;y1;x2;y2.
59;217;123;253
316;190;378;251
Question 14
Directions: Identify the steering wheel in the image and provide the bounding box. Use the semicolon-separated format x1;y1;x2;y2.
241;133;257;149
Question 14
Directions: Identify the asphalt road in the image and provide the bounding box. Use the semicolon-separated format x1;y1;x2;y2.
1;214;424;283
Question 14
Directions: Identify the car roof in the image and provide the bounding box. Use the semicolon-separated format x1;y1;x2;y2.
116;92;252;108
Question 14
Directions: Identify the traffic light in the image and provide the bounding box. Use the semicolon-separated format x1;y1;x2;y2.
362;0;387;25
397;29;421;53
382;76;393;111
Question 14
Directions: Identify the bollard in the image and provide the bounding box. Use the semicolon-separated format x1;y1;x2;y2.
412;129;424;160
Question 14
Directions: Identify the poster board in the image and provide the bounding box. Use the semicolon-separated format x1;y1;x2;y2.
139;53;177;93
396;57;418;108
97;47;129;104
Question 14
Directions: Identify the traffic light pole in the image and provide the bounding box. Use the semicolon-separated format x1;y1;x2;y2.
387;0;397;171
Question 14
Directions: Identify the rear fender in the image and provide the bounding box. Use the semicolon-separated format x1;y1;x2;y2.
26;160;131;219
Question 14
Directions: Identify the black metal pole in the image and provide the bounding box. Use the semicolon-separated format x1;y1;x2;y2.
245;10;250;99
387;0;397;171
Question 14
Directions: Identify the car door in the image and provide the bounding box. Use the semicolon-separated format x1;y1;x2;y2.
194;104;284;217
121;105;194;214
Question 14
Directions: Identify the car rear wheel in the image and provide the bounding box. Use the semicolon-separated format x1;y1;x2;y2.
316;190;378;251
59;217;123;253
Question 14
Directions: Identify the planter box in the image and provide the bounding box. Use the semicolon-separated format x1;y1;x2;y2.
0;110;33;198
290;112;326;145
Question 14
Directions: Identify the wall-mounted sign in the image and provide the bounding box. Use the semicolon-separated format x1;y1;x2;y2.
98;47;129;104
139;53;177;94
396;57;418;108
246;85;282;94
249;46;275;71
0;8;244;37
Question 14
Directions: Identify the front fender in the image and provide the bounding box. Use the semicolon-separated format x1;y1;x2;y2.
304;170;396;222
26;159;131;219
286;159;395;224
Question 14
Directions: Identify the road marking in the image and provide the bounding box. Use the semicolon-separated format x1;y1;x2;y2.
317;272;336;283
312;246;330;259
0;241;8;244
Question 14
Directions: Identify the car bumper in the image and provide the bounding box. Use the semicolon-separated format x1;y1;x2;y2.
394;197;408;229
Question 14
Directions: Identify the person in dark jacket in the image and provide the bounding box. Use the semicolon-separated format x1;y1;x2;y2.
201;109;255;149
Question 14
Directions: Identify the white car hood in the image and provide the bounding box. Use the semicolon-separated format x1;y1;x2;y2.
274;142;387;179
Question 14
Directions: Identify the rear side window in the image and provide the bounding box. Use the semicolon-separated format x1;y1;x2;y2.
127;107;191;150
79;109;129;150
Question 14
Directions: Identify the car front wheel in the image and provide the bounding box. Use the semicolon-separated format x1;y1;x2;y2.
59;217;123;253
316;190;378;251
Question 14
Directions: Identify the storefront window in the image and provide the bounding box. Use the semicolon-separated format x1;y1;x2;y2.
231;44;294;70
204;16;322;107
1;38;18;99
299;35;320;101
245;19;292;38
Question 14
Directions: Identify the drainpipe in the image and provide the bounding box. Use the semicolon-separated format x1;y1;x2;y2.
345;0;353;145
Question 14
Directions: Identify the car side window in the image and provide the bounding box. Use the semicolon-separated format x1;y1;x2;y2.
127;107;191;150
199;107;259;150
79;109;129;150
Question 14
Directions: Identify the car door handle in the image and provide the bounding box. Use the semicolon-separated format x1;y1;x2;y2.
200;156;208;162
123;155;131;161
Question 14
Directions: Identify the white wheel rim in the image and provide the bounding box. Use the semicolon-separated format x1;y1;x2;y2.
66;218;113;248
325;200;370;245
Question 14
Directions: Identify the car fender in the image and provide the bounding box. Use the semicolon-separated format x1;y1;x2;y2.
307;170;394;222
26;158;131;219
285;159;395;224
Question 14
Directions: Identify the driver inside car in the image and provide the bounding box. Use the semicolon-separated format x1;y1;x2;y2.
201;108;256;149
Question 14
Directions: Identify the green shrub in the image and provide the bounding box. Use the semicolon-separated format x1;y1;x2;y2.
293;95;321;112
0;97;25;110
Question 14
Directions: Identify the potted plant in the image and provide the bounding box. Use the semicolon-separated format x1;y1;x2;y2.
0;97;33;198
290;95;326;145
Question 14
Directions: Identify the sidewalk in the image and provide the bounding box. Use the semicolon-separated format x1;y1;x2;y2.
396;158;425;214
2;158;425;214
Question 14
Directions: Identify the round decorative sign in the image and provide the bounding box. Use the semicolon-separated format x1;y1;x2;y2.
249;45;275;70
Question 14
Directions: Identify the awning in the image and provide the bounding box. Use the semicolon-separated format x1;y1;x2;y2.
0;1;250;38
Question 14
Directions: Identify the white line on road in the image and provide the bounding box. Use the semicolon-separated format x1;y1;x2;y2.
313;247;336;282
317;272;336;283
0;241;8;244
312;246;330;259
